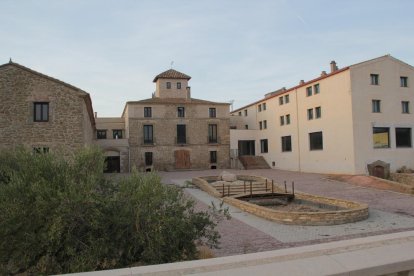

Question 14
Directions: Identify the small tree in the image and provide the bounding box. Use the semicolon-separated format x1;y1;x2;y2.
0;148;225;274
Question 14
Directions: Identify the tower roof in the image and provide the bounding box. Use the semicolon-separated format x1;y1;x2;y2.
153;69;191;82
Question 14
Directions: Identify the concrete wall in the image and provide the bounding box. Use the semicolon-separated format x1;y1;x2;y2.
351;56;414;174
0;63;95;156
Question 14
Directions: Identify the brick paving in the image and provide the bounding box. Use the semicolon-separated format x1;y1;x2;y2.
159;169;414;257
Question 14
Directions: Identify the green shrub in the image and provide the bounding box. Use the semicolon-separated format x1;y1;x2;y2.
0;147;224;274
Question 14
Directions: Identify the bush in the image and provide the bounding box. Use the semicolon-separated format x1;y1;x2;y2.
0;147;225;274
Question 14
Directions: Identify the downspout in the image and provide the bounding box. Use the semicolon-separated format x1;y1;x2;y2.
295;88;301;172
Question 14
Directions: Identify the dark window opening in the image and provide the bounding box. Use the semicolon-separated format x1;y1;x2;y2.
210;165;217;169
104;156;120;173
143;125;153;144
280;116;284;126
372;100;381;113
286;114;291;125
97;130;107;139
34;102;49;122
145;152;153;166
263;120;267;129
309;131;323;150
166;82;171;89
113;129;123;139
263;103;266;110
402;101;410;114
258;105;262;112
177;124;186;144
209;108;216;118
281;136;292;152
177;82;181;89
144;107;152;118
314;84;320;94
210;151;217;163
307;108;314;120
279;97;284;105
401;76;408;87
208;124;218;143
260;139;268;153
315;106;321;119
371;74;379;85
306;86;312;97
177;107;185;117
373;127;390;148
259;121;263;130
396;128;412;148
285;94;289;103
244;110;247;116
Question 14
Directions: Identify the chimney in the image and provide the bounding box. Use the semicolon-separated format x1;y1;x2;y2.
94;112;97;118
321;71;327;76
299;80;305;85
330;61;338;73
186;86;191;99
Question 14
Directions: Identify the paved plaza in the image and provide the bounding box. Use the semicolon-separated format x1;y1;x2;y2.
158;169;414;257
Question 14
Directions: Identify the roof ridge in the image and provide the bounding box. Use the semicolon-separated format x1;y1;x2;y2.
153;68;191;82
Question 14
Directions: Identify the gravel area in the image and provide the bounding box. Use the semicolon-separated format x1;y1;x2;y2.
160;169;414;257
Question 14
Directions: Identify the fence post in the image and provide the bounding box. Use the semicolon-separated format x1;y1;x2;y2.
265;179;268;192
292;181;295;195
272;179;274;194
222;183;225;197
284;181;287;193
250;180;252;198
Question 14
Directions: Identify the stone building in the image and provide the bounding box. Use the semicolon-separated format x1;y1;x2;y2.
230;55;414;175
0;61;95;155
121;69;230;171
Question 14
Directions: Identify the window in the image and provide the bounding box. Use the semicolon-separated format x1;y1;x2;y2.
280;116;284;126
166;82;171;89
281;136;292;152
260;139;268;153
238;111;242;116
208;124;217;143
263;103;266;110
209;107;216;118
315;106;321;119
372;100;381;113
113;130;123;139
244;110;248;116
286;114;291;125
245;125;248;129
144;107;152;118
401;76;408;87
177;82;181;89
307;108;314;120
176;124;186;144
306;86;312;97
279;97;284;105
402;101;410;114
177;107;185;117
396;128;412;148
145;152;153;166
314;84;320;94
370;74;379;85
285;94;289;103
258;105;262;112
33;147;49;154
259;121;263;130
210;151;217;163
97;130;107;139
309;131;323;150
34;102;49;122
263;120;267;129
143;125;153;144
373;127;390;148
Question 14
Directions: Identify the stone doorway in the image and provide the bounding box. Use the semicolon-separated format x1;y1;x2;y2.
175;149;191;169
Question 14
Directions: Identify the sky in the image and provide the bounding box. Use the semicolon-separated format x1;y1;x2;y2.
2;0;414;117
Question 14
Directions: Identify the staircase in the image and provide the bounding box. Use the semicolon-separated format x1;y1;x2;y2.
238;156;271;170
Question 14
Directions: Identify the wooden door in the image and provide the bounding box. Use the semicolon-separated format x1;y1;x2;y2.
175;150;191;169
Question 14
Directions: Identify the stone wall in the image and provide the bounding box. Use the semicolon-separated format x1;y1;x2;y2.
127;103;230;171
0;64;95;155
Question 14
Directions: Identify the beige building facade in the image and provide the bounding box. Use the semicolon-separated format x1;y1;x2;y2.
231;55;414;175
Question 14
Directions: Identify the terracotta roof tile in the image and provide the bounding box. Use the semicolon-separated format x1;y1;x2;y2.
153;69;191;82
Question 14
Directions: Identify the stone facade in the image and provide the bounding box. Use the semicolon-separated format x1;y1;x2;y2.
0;62;95;155
123;70;230;171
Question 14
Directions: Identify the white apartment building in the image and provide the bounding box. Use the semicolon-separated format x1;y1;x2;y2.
230;55;414;174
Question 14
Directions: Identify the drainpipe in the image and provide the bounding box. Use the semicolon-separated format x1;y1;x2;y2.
295;89;301;172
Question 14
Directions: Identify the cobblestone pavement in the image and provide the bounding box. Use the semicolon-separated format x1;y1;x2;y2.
160;169;414;257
